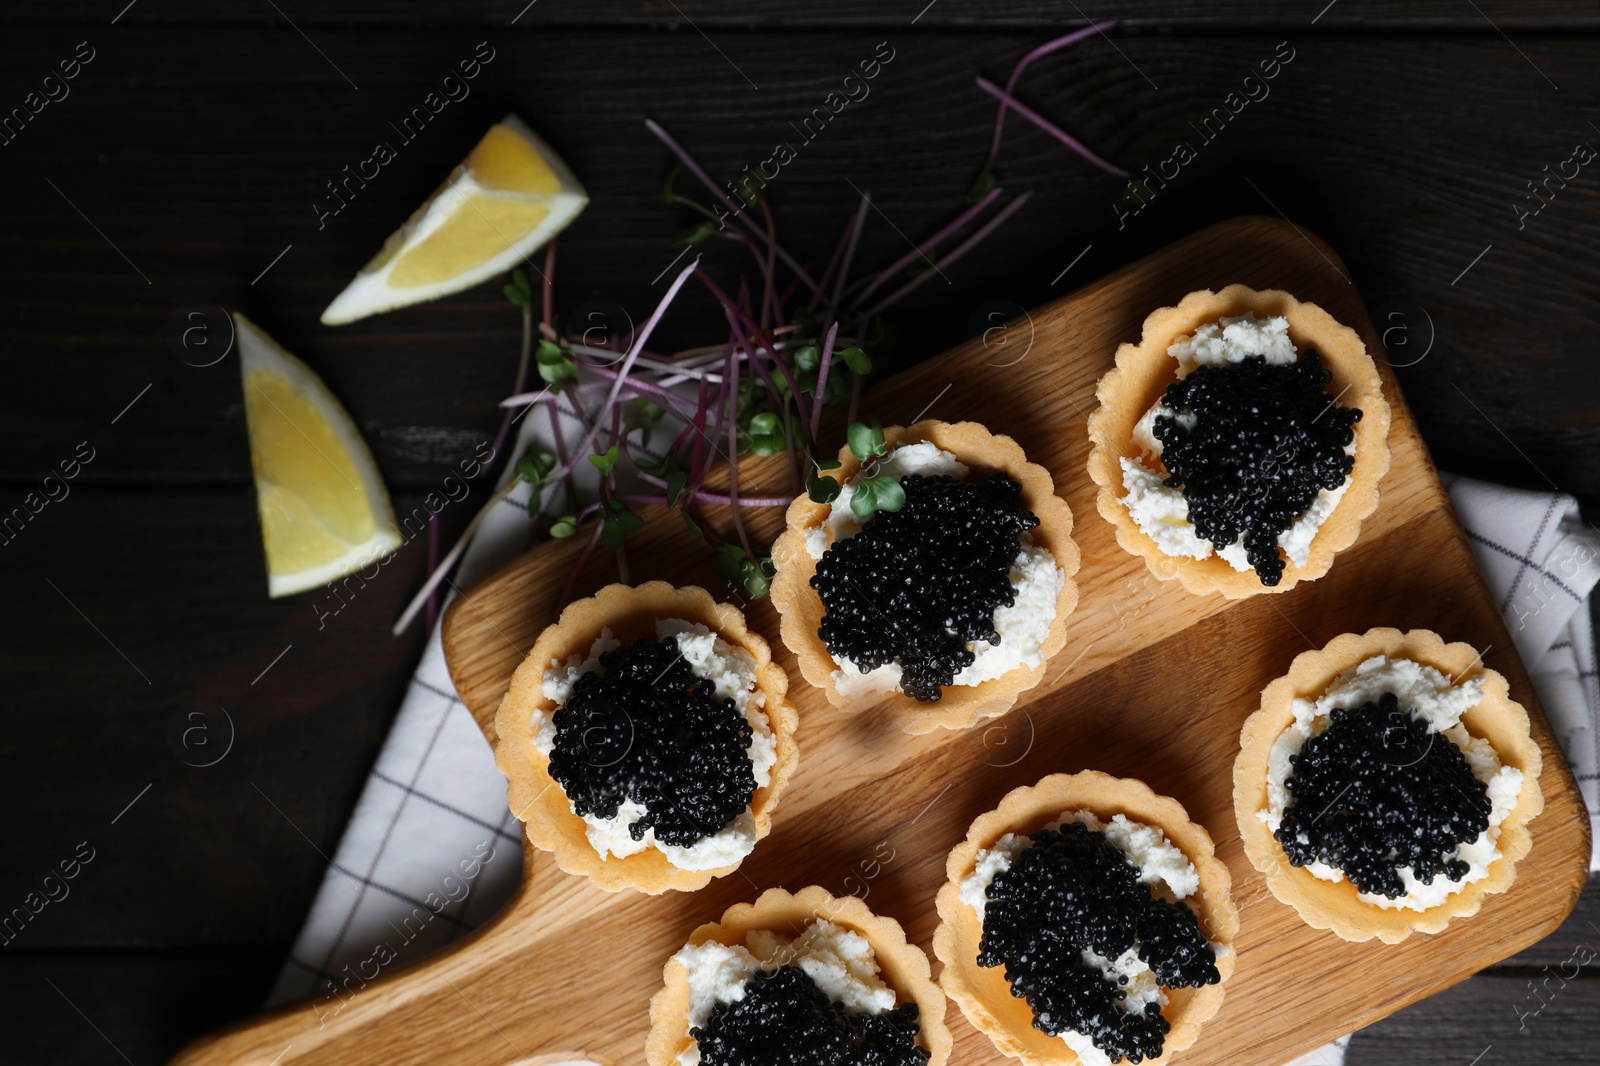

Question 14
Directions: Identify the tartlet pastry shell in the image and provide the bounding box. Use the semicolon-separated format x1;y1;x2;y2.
769;420;1081;734
492;581;799;894
1233;627;1545;943
1085;284;1392;597
933;772;1237;1066
646;884;952;1066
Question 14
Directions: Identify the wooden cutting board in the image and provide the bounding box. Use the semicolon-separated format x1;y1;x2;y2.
172;216;1590;1066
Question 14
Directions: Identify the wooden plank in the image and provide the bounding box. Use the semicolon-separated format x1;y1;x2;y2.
0;32;1595;505
1345;972;1600;1066
165;217;1591;1066
0;491;461;947
1502;874;1600;969
0;950;282;1066
5;2;1599;28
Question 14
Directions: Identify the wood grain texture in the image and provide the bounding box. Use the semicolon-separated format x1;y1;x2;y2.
1;31;1596;505
7;2;1600;28
165;217;1591;1066
1344;972;1600;1066
3;11;1597;1066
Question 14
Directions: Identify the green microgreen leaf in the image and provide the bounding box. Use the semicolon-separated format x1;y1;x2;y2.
968;168;998;203
807;473;841;504
681;509;703;538
535;339;577;390
503;267;532;307
665;469;688;507
847;421;887;463
547;514;578;539
743;555;776;598
713;544;747;586
588;444;620;476
676;222;714;245
662;163;682;204
516;447;556;487
848;474;906;520
791;344;820;373
600;499;644;549
747;411;785;456
838;346;871;375
713;545;775;598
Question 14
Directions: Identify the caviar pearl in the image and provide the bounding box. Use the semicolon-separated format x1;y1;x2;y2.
972;820;1220;1065
546;637;757;851
693;966;928;1066
1154;349;1360;586
811;472;1039;702
1275;692;1492;899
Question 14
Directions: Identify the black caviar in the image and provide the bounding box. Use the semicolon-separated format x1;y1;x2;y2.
1275;692;1492;898
811;472;1038;701
693;964;928;1066
1153;349;1360;586
547;636;755;847
978;821;1219;1064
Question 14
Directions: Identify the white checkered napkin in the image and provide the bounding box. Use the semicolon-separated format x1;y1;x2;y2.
269;419;1600;1066
1444;475;1600;873
266;384;683;1016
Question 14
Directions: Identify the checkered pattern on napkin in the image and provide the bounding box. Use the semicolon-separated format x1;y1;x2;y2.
267;403;1600;1066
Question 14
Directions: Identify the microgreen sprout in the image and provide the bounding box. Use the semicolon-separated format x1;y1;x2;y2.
842;420;906;520
396;30;1105;630
535;339;578;390
847;420;888;463
714;544;776;599
587;444;620;476
503;266;533;307
516;447;556;486
600;498;644;549
807;456;842;504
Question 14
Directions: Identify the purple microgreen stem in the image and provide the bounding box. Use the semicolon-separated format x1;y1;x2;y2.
550;256;699;483
542;241;557;334
811;320;840;440
723;344;757;560
849;185;1004;309
555;519;606;617
974;77;1127;178
981;22;1116;178
644;119;821;297
828;192;872;322
863;190;1034;318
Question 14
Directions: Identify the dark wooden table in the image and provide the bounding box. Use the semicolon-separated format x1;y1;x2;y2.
1;4;1596;1064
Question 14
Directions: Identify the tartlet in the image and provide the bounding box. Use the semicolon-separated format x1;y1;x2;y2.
1086;285;1392;597
493;581;799;894
1234;627;1545;943
770;419;1081;734
935;772;1236;1066
647;884;951;1066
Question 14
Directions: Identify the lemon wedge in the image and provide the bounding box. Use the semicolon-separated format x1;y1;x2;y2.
236;314;401;597
320;114;587;325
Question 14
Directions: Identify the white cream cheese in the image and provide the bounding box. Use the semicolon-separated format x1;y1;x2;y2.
535;620;777;871
1259;655;1525;911
1119;312;1354;572
673;919;899;1066
1168;312;1297;372
957;810;1221;1065
806;441;1065;698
